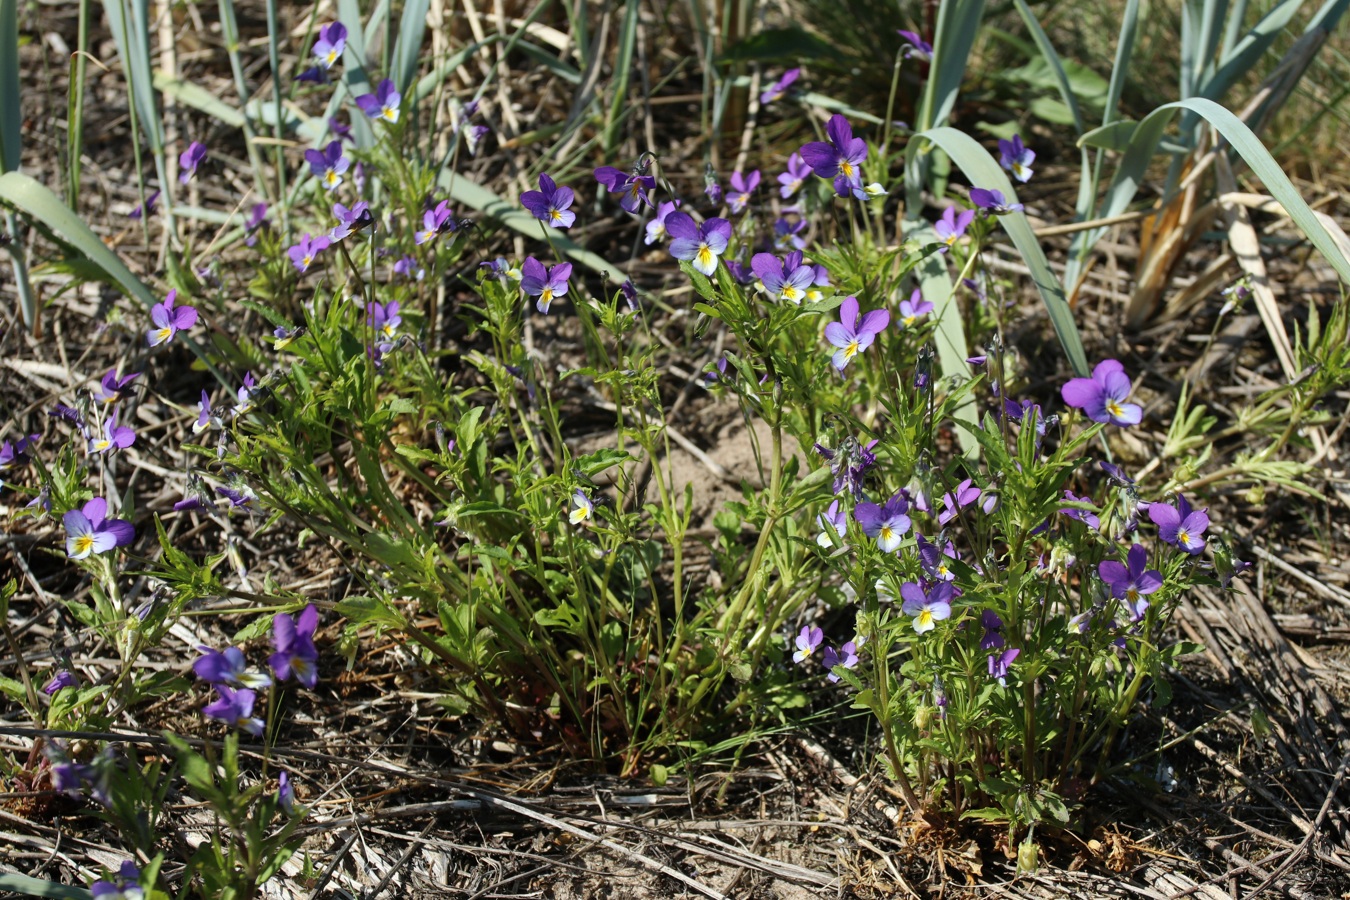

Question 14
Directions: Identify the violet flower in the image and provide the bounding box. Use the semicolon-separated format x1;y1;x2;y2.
43;670;77;694
520;173;576;228
896;288;933;328
244;203;269;246
934;206;975;250
988;647;1019;686
520;257;573;314
937;478;982;525
773;217;807;252
277;771;296;814
799;114;868;197
666;212;731;276
726;170;760;214
759;68;800;105
234;371;259;417
1149;494;1209;554
792;625;823;663
194;646;272;689
900;580;953;634
203;685;264;735
64;498;135;559
645;200;680;245
917;534;959;582
355;79;401;123
825;296;890;371
998;135;1035;182
979;609;1005;650
816;498;848;548
821;641;859;682
146;289;199;347
194;390;220;434
128;190;159;220
1099;543;1162;621
569;489;595;526
854;492;911;552
752;252;814;304
179;142;207;184
270;604;319;688
594;165;656;213
815;437;877;499
92;369;139;404
415;200;457;244
0;434;39;480
1059;490;1101;531
1060;359;1142;426
969;187;1023;216
90;862;142;900
313;21;347;69
287;233;332;273
896;29;933;61
329;200;373;241
87;410;136;455
304;140;349;191
394;255;424;281
778;152;811;199
296;66;329;85
704;170;722;205
367;300;401;339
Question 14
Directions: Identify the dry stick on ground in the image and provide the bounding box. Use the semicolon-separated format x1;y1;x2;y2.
1245;544;1350;611
1243;750;1350;900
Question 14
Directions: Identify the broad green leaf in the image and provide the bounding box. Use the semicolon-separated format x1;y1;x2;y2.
390;0;430;94
0;0;19;173
0;873;92;900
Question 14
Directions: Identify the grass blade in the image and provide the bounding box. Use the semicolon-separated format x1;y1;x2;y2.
1008;0;1084;134
0;872;91;900
915;127;1090;377
917;0;988;132
603;0;640;155
0;0;20;173
390;0;431;96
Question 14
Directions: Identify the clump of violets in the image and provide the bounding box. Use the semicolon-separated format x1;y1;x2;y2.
854;492;911;552
355;79;401;123
146;289;198;347
900;581;953;634
999;134;1036;182
1060;359;1142;427
824;296;890;371
726;170;760;214
799;114;868;197
64;498;135;559
520;173;576;228
934;206;975;250
594;164;656;213
792;625;823;663
520;257;573;314
1149;494;1209;554
644;200;680;245
666;212;731;276
203;685;264;736
287;233;331;273
1099;544;1163;620
312;21;347;69
759;67;799;105
305;140;349;191
179;141;207;184
270;604;320;688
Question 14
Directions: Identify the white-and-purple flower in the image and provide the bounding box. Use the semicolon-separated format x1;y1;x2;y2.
1149;494;1209;554
900;580;952;634
1099;543;1163;620
520;257;573;314
998;134;1035;182
146;289;198;347
666;212;731;276
287;233;332;273
1061;359;1142;427
759;67;800;105
313;21;348;69
825;296;889;371
355;79;401;123
854;492;911;552
520;173;576;228
726;170;760;214
799;114;868;197
645;199;680;245
64;498;135;559
305;140;349;191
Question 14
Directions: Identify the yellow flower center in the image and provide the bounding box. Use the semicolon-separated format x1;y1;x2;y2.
383;108;398;122
696;245;714;270
1106;399;1125;417
92;439;111;453
324;171;340;187
904;315;917;326
1177;528;1190;544
302;254;314;268
917;610;933;628
839;160;854;178
781;285;802;303
73;535;94;556
549;208;563;222
844;340;860;360
156;327;173;343
324;50;338;66
570;506;590;525
539;288;554;310
879;526;894;543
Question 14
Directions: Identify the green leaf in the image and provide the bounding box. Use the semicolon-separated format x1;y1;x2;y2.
716;27;841;65
390;0;430;94
0;873;92;900
0;0;20;173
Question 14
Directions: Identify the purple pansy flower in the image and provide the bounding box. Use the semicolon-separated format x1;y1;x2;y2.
816;498;848;548
645;199;680;245
93;369;139;404
897;288;933;328
355;79;401;123
287;233;332;273
203;685;264;735
179;142;207;184
194;646;272;689
988;647;1019;686
1149;494;1209;554
917;534;960;582
726;170;760;214
329;200;373;241
704;169;722;205
89;861;142;900
896;29;933;61
970;187;1024;215
64;498;135;559
751;252;814;304
146;289;199;347
816;437;877;499
666;212;731;276
296;66;330;85
43;670;77;694
937;478;983;525
821;641;859;682
1099;544;1163;621
270;604;320;688
778;152;811;199
393;255;424;281
998;135;1035;182
415;200;457;244
773;217;807;252
128;190;159;220
1059;490;1101;531
520;173;576;228
934;206;975;250
367;300;401;339
825;296;890;371
519;257;573;314
799;114;868;196
313;21;347;69
854;492;911;553
1061;359;1142;426
900;581;953;634
86;410;136;454
792;625;824;663
304;140;349;191
233;371;258;417
759;67;800;105
194;390;220;434
569;488;595;526
277;770;296;814
244;202;269;246
619;279;639;311
979;609;1005;650
594;165;656;213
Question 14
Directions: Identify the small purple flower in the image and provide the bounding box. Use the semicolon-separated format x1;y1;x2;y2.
704;170;723;205
194;646;272;689
216;482;257;509
937;478;982;525
816;498;848;548
146;289;199;346
896;288;933;328
64;498;135;559
203;685;264;735
825;296;890;371
917;534;959;582
287;233;332;273
393;255;424;281
273;325;303;351
194;390;220;434
296;65;330;85
89;861;142;900
244;202;269;246
759;68;800;105
92;369;139;404
854;492;911;553
569;488;595;526
778;152;812;199
270;604;319;688
330;116;354;143
619;279;639;311
277;771;296;814
821;641;859;682
1061;359;1142;426
519;257;573;314
87;410;136;454
666;212;731;277
415;200;457;244
128;190;159;220
645;199;680;245
792;625;824;663
816;437;877;499
934;206;975;250
43;670;77;694
900;580;953;634
329;200;374;241
1059;490;1101;531
355;79;401;123
520;173;576;228
704;355;729;385
1099;460;1135;486
367;300;402;338
313;21;348;69
773;217;807;252
0;434;39;477
896;29;933;61
998;135;1035;183
304;140;349;191
969;187;1023;215
1149;494;1209;554
979;609;1005;650
726;170;760;214
751;252;814;305
594;165;656;213
988;647;1019;686
234;371;258;417
1099;544;1163;621
799;114;868;196
179;141;207;184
